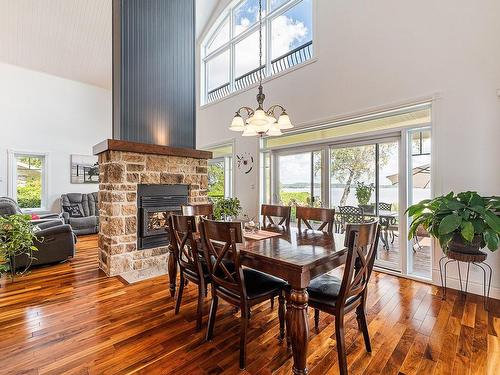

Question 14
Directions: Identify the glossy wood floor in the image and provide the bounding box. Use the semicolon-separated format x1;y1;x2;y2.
0;235;498;375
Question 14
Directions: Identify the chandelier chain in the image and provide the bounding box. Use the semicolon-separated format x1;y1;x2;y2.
258;0;263;87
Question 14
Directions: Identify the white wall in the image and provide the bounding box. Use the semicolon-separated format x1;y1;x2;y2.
196;1;500;297
0;62;112;212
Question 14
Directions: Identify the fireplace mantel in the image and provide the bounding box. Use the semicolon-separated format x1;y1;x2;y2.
93;139;212;160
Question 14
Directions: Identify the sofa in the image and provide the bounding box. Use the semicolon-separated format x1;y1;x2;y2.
14;220;76;268
61;192;99;235
0;197;62;224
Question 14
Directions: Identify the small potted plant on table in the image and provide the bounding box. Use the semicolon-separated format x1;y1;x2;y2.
0;214;39;282
407;191;500;254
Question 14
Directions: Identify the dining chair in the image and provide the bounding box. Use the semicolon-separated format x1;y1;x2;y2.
338;205;365;233
169;214;209;331
201;218;286;370
306;220;380;375
261;204;291;231
296;206;336;234
181;203;214;219
378;202;397;247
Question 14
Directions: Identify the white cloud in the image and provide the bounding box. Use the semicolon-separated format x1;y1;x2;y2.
271;15;308;58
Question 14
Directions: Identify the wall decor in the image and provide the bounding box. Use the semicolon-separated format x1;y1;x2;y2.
71;155;99;184
236;152;254;174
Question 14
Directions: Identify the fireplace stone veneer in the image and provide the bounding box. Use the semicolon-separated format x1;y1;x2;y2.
94;140;211;277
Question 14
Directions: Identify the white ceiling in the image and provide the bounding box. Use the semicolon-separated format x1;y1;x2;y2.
0;0;219;90
0;0;112;89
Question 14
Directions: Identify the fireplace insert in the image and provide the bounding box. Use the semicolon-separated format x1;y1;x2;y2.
137;184;189;249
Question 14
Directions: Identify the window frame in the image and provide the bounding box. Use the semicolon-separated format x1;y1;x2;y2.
202;0;314;105
7;150;49;212
203;141;236;199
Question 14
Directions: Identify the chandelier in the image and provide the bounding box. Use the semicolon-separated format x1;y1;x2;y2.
228;0;293;137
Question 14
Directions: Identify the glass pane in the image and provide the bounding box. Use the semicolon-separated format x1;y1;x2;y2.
264;104;432;149
234;27;266;88
375;141;401;271
313;151;322;207
234;0;266;36
330;145;376;212
271;0;288;10
206;50;230;92
206;17;230;55
208;159;225;200
224;156;233;198
271;0;312;60
408;129;432;278
16;155;43;209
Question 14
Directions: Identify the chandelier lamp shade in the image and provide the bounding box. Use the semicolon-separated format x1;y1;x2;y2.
228;0;293;137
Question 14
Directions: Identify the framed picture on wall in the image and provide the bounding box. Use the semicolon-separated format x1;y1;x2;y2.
71;155;99;184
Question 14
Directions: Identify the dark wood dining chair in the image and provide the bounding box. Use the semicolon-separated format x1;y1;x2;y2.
181;203;214;219
261;204;291;231
201;218;286;370
296;206;336;234
306;220;380;375
169;214;209;331
338;205;365;233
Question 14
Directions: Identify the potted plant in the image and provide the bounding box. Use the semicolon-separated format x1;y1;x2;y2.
407;192;500;254
0;214;39;282
355;182;375;214
213;197;242;221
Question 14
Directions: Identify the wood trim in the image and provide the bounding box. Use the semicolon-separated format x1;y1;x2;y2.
93;139;213;159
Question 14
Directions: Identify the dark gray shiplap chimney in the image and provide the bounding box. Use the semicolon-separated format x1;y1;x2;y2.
112;0;195;148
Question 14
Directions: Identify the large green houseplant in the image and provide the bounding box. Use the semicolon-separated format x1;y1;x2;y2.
0;214;39;281
213;198;242;221
407;192;500;254
356;182;375;213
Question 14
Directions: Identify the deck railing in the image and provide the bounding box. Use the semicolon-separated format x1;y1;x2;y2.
206;41;313;104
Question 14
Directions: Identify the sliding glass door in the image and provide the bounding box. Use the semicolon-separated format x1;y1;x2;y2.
330;139;400;272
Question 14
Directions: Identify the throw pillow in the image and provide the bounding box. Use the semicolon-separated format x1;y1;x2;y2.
63;204;84;218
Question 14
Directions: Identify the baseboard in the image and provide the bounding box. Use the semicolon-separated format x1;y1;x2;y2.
432;268;499;300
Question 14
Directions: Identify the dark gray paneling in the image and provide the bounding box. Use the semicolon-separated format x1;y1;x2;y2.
113;0;195;148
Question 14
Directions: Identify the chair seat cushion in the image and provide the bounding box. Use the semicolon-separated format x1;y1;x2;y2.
243;269;286;300
307;274;342;307
68;216;98;229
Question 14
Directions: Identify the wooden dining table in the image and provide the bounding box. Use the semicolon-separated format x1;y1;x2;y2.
240;227;347;374
168;227;348;374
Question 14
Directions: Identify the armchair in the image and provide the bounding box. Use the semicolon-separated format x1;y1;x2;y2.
61;193;99;235
0;197;61;224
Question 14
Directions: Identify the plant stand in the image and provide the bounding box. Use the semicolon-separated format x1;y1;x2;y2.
439;250;492;310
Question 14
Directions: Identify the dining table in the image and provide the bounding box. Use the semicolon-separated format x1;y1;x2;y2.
240;227;347;374
168;226;348;374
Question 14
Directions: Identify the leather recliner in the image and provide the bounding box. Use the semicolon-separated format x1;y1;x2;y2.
60;192;99;235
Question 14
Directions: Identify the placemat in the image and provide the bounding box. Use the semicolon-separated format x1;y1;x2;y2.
243;229;283;240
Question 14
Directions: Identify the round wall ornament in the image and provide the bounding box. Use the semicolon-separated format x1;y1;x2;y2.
236;153;254;174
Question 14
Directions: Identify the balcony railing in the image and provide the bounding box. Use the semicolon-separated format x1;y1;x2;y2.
206;41;313;104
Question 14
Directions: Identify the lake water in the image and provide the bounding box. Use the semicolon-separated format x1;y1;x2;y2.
281;187;431;207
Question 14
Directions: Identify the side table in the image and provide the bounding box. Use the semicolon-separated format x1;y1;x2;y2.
439;250;492;309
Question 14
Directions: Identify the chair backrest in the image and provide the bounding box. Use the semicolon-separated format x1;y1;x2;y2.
378;202;392;211
337;221;380;306
261;204;291;230
182;203;214;219
169;214;204;280
296;206;335;234
201;218;246;302
338;205;364;227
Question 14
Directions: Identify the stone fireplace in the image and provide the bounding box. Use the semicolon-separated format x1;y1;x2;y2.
93;140;211;279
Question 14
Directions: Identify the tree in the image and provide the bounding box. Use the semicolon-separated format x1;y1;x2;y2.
208;162;225;198
322;144;392;206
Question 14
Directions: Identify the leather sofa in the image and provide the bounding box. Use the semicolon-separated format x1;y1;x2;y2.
61;193;99;235
0;197;61;224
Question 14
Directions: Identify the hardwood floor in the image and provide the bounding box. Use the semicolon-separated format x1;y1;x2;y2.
0;235;498;375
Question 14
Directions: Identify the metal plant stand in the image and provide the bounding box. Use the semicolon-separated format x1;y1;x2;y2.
439;250;492;310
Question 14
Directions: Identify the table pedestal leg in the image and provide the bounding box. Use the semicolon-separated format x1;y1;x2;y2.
288;288;309;375
168;244;177;297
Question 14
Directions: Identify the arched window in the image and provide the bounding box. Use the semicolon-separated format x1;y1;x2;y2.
201;0;313;104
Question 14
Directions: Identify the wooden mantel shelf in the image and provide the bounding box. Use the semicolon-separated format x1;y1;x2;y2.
93;139;212;160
